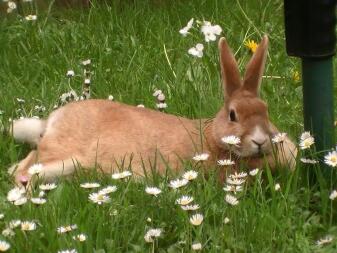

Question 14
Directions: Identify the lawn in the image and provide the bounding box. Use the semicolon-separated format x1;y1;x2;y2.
0;0;337;252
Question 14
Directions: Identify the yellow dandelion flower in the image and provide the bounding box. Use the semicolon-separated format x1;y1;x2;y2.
244;39;258;53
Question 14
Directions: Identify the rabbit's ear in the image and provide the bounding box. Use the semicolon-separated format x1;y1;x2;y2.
243;35;268;96
218;37;242;98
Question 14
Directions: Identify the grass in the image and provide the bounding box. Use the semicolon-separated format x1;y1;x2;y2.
0;0;337;252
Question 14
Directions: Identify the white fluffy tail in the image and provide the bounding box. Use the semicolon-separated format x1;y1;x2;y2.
11;118;46;146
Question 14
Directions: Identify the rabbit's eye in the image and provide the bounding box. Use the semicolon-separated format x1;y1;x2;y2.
229;110;237;122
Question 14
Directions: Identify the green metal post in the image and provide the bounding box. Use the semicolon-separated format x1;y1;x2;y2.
301;57;335;154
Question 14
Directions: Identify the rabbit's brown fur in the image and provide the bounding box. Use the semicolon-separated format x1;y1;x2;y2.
11;36;297;185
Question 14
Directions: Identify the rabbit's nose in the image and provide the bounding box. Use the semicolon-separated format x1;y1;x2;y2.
252;139;266;149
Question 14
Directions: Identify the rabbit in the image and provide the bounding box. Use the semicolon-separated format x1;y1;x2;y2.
9;35;297;186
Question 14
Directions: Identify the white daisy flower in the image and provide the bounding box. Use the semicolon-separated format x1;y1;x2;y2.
98;186;117;195
217;159;235;166
316;235;333;246
16;98;25;104
73;234;87;242
14;197;27;206
224;217;230;224
181;204;200;211
169;178;189;189
7;187;25;202
108;95;114;101
0;240;10;252
228;172;248;179
58;249;77;253
300;131;312;141
144;228;162;243
221;135;241;146
324;150;337;167
28;163;43;175
200;21;222;42
223;184;243;194
189;213;204;226
39;183;57;191
176;196;194;206
57;224;77;234
272;133;287;144
192;153;209;161
225;194;239;206
299;137;315;150
156;102;167;109
146;217;152;222
7;1;16;9
80;182;100;189
329;190;337;200
9;220;21;229
21;221;37;231
2;228;15;238
25;14;37;21
152;90;162;97
274;183;281;191
249;168;260;176
0;214;4;220
300;158;319;164
111;171;132;179
30;198;46;205
226;178;245;185
191;242;202;251
182;170;198;181
82;59;91;66
179;18;194;36
145;187;162;196
188;43;204;58
66;70;75;77
137;104;145;108
88;192;110;205
39;190;45;197
157;93;165;102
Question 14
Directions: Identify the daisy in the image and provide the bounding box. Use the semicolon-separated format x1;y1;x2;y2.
226;178;245;185
228;172;248;179
84;79;91;85
39;191;45;197
145;187;162;196
224;217;230;224
25;14;37;21
244;39;258;53
21;221;36;231
176;196;194;206
181;204;200;211
108;95;114;101
39;183;57;191
192;153;209;161
221;135;241;146
299;137;315;150
7;187;25;202
0;240;10;252
80;182;100;189
189;213;204;226
66;70;75;77
30;198;46;205
329;190;337;200
188;43;204;58
88;192;110;205
156;102;167;109
225;194;239;206
73;234;87;242
2;228;15;238
137;104;145;108
57;224;77;234
191;242;202;251
300;131;312;141
169;178;189;189
0;214;4;220
16;98;25;104
152;90;162;97
274;183;281;191
249;168;260;176
201;21;222;42
14;197;27;206
316;235;333;246
9;220;21;229
111;171;132;179
98;186;117;195
223;185;243;194
217;159;235;166
28;163;43;175
157;93;165;102
182;170;198;181
179;18;194;36
272;133;287;144
324;150;337;167
144;228;162;243
58;249;77;253
300;158;318;164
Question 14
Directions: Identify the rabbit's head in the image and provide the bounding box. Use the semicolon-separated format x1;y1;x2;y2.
212;36;277;158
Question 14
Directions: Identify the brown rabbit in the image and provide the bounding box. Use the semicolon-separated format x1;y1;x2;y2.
10;36;297;185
